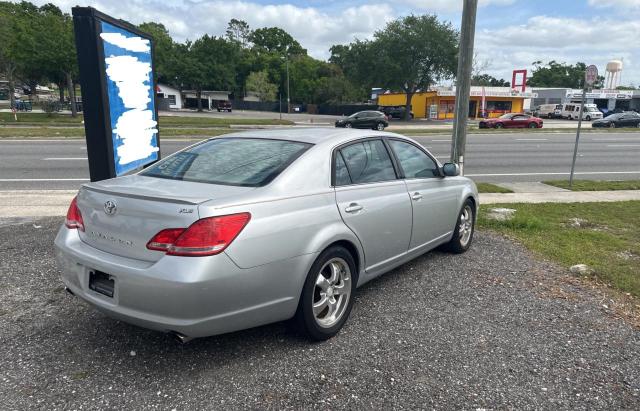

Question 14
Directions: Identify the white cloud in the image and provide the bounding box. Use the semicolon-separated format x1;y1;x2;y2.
587;0;640;8
400;0;515;12
475;15;640;86
27;0;393;60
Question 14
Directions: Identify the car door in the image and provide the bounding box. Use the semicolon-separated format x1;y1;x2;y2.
387;139;460;251
334;138;413;272
352;113;366;128
512;115;528;128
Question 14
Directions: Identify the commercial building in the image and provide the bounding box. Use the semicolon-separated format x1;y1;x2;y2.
377;86;535;119
532;88;640;114
156;84;182;110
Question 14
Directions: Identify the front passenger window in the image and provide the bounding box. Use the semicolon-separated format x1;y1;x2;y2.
339;140;397;184
388;140;439;179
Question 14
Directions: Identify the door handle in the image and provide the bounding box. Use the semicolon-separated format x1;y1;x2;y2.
411;192;423;201
345;203;363;213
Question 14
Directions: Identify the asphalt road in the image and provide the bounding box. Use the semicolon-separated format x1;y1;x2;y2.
1;218;638;409
1;131;639;190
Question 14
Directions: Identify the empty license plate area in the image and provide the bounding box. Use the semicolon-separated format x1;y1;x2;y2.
89;270;115;298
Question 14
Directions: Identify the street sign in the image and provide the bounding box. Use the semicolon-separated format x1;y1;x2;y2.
72;7;160;181
585;65;598;87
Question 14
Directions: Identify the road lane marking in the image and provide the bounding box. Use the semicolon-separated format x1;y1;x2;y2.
43;157;88;160
466;171;640;177
606;144;640;148
432;139;450;142
516;138;548;141
0;178;89;182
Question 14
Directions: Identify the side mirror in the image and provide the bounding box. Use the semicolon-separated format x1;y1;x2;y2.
442;162;460;177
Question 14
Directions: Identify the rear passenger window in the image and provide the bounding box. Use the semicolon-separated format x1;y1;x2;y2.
389;140;439;179
334;152;351;186
338;140;396;184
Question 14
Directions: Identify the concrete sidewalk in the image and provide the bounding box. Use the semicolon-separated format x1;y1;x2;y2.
2;189;640;218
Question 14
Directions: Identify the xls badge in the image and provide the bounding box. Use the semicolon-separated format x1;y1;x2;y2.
103;200;117;215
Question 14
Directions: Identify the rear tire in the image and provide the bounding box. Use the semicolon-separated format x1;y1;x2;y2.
586;115;591;121
375;122;385;131
443;199;475;254
547;113;552;119
528;122;537;128
294;246;357;341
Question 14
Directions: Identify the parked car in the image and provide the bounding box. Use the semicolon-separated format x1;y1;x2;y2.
561;103;603;121
533;104;562;119
55;129;478;342
380;105;414;119
592;111;640;128
478;113;543;129
217;101;232;112
335;111;389;130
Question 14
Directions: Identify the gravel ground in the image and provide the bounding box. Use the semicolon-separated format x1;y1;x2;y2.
1;217;639;410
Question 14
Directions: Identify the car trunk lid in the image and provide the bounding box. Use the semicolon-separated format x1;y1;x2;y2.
76;175;254;262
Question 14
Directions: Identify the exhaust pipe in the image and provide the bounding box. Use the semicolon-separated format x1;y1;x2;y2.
170;331;193;344
65;287;75;296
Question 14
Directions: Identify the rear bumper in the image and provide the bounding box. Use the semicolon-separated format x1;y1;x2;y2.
54;226;315;338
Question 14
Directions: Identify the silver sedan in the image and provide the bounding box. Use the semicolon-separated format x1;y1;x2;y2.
55;128;478;342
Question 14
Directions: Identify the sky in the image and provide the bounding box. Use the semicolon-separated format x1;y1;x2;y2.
25;0;640;86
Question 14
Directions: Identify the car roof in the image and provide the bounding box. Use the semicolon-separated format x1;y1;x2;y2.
213;127;405;145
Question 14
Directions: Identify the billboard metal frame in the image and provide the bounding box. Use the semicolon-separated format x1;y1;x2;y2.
72;6;160;182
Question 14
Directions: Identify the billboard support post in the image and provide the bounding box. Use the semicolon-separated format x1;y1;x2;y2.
72;7;160;182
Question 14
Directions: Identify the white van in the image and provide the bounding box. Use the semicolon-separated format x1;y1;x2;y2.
535;104;562;118
561;103;603;121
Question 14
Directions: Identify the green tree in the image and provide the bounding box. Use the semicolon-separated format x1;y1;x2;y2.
332;15;459;119
226;19;251;48
528;61;590;88
471;74;510;87
249;27;306;56
179;35;239;111
246;70;277;101
0;1;20;107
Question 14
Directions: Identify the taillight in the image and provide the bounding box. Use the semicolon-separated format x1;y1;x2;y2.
65;196;84;231
146;213;251;257
146;228;185;252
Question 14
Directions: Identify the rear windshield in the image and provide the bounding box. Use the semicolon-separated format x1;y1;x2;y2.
141;138;312;187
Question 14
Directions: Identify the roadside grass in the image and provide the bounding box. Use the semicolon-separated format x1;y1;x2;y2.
544;179;640;191
0;112;294;127
476;183;513;193
0;127;235;138
478;201;640;297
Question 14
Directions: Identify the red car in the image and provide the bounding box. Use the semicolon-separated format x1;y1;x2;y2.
479;113;543;129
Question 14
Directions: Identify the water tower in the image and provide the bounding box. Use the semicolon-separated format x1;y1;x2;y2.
604;59;623;89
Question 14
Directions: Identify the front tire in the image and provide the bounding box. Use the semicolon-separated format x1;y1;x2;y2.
586;115;591;121
495;123;503;129
295;246;357;341
444;199;475;254
345;122;352;128
610;122;616;128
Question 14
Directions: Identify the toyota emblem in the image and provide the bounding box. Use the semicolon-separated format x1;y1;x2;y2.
104;200;117;215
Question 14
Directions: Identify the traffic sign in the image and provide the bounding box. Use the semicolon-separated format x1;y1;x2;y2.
585;65;598;86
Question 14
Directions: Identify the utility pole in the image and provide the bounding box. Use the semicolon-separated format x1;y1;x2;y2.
450;0;478;175
286;57;291;114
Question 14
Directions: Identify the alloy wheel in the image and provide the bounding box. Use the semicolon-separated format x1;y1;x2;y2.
345;123;352;128
458;205;474;247
313;258;352;328
377;123;385;131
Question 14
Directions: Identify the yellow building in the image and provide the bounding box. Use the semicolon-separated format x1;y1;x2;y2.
378;87;536;120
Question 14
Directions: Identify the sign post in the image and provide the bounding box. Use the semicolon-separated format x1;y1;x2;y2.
569;64;598;189
72;7;160;182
